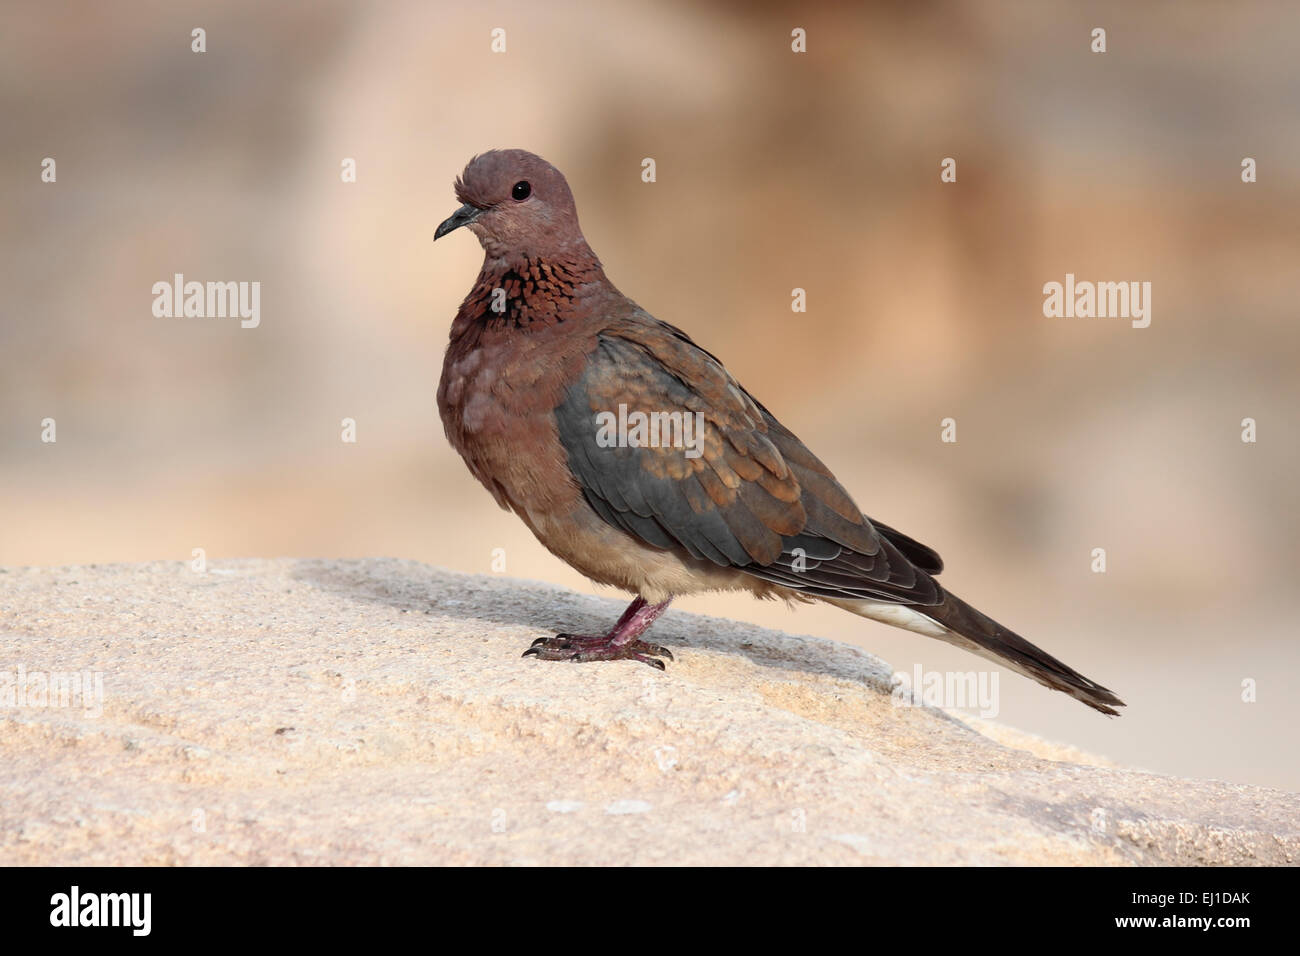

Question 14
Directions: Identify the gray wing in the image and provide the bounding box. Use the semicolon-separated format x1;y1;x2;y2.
553;327;945;606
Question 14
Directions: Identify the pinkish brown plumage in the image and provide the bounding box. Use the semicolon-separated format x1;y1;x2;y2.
434;148;1124;714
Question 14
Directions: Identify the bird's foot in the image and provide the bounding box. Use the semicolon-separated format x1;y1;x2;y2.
523;634;674;669
522;597;674;668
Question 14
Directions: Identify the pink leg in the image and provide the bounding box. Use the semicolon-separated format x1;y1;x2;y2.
523;597;675;669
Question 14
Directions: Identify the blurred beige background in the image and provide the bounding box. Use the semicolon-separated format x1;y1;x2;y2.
2;1;1297;788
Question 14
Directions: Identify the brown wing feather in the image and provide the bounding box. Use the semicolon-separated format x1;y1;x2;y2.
554;319;944;606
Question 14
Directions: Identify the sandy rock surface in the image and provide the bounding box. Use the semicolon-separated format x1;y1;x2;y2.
0;558;1294;865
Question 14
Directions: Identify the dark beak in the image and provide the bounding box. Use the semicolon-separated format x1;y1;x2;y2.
435;203;483;240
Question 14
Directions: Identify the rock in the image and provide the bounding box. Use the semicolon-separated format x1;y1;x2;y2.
0;558;1294;865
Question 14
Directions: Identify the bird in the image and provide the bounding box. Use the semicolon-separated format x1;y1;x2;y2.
434;148;1125;715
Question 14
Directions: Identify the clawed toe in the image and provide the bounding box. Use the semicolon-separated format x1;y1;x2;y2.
521;598;675;668
522;635;674;667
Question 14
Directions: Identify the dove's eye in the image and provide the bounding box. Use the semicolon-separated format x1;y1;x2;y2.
512;181;531;201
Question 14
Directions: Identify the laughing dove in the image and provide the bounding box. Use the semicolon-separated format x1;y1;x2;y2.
435;149;1123;715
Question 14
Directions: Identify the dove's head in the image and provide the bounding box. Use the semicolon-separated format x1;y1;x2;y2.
436;149;587;261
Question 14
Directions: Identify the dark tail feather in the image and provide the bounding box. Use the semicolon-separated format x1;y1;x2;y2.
921;590;1125;716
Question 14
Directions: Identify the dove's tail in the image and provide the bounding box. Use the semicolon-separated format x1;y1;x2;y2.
831;591;1125;716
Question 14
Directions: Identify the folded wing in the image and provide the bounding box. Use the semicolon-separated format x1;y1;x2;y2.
554;320;944;606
